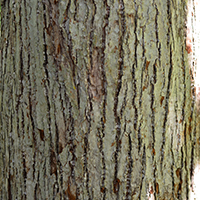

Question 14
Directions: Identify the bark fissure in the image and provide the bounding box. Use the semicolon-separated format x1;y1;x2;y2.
132;64;138;131
171;124;175;199
120;83;128;118
68;103;76;181
125;133;133;199
113;0;126;196
151;60;157;199
133;0;138;69
83;115;91;200
42;5;55;198
139;146;146;200
21;110;26;199
99;0;110;198
167;0;172;46
18;1;24;111
132;1;139;136
182;47;186;123
138;122;142;153
184;123;189;199
139;30;146;108
161;45;173;171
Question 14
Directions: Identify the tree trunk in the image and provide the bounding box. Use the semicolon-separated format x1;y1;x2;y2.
0;0;198;199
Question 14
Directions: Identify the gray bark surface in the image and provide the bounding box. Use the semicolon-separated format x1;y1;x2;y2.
0;0;198;199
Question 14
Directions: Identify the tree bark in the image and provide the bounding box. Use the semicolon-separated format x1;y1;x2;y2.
0;0;198;199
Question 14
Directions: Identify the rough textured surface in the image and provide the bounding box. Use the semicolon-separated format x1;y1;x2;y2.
0;0;198;199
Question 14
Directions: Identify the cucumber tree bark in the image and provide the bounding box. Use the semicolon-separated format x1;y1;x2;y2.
0;0;198;199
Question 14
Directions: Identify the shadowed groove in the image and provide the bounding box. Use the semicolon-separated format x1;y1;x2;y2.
100;0;110;198
113;0;126;197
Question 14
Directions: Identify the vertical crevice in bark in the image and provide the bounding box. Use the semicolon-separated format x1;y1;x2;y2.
133;0;138;69
98;126;106;198
132;64;138;131
8;112;13;200
138;123;142;153
167;0;172;46
113;51;121;196
190;140;195;180
138;31;146;154
125;133;133;199
85;56;93;200
24;3;37;170
132;1;138;134
18;2;27;197
21;109;26;198
184;123;189;199
58;88;67;154
151;60;157;199
154;3;159;48
171;135;175;198
120;84;128;118
42;25;50;129
182;47;186;123
84;111;91;200
43;159;47;197
113;0;126;197
161;45;173;171
68;103;76;180
139;29;146;118
22;150;27;199
53;113;60;197
139;145;146;200
19;1;24;110
34;173;39;199
100;0;110;198
8;173;11;200
176;151;184;199
42;3;50;86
